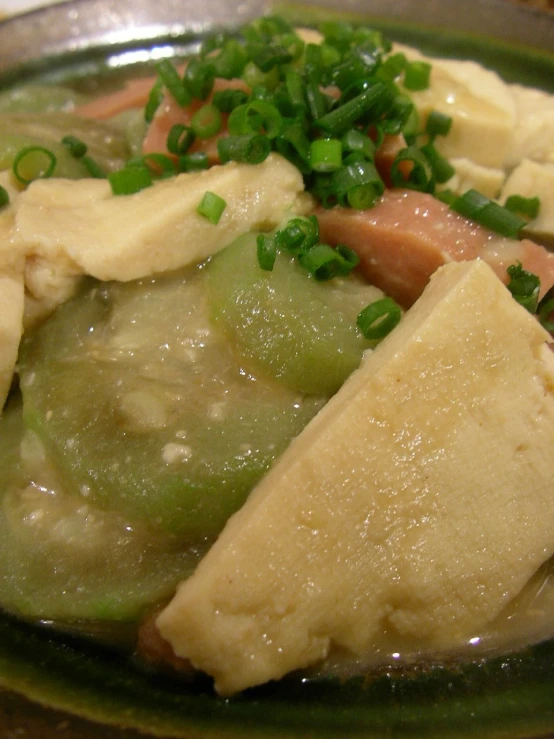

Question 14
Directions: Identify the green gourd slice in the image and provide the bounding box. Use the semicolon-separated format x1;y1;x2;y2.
205;233;386;396
18;266;324;539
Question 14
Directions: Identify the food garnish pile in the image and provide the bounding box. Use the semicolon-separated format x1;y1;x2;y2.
0;15;554;696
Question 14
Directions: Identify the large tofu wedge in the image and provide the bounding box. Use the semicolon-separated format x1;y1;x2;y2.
157;259;554;696
12;153;308;282
0;266;24;412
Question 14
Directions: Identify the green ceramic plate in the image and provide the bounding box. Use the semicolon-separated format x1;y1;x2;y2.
1;1;554;736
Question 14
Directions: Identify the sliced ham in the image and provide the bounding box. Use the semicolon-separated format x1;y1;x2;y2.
75;75;157;120
316;189;554;308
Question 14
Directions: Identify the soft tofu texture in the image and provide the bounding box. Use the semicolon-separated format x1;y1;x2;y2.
157;259;554;696
0;267;24;410
396;45;516;169
441;157;505;199
11;153;308;282
499;159;554;245
507;84;554;170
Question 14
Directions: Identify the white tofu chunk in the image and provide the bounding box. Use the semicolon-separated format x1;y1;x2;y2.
0;267;24;412
157;259;554;696
507;84;554;170
440;157;505;198
12;154;308;282
499;158;554;245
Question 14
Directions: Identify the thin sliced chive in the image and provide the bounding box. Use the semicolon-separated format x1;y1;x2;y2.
144;77;164;123
167;123;195;155
331;160;385;208
190;103;222;138
314;82;390;136
506;261;540;313
379;52;408;80
275;215;319;255
228;101;282;139
177;152;209;171
403;60;432;91
391;146;434;193
310;138;342;172
0;185;9;208
341;129;376;160
420;142;455;184
211;39;249;79
298;243;355;281
108;166;152;195
305;80;331;120
142;153;177;177
246;41;293;72
504;194;540;220
285;70;306;110
357;297;402;340
347;183;382;209
82;156;105;179
274;121;311;174
217;133;271;164
257;233;277;271
538;285;554;332
426;110;452;138
197;190;227;224
185;58;216;100
61;134;87;159
242;60;280;91
12;145;57;185
211;88;249;113
335;243;360;271
155;59;191;107
435;188;457;206
451;189;527;238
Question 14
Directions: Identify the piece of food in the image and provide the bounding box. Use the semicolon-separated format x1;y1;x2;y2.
157;259;554;695
499;158;554;245
0;268;24;410
316;189;554;307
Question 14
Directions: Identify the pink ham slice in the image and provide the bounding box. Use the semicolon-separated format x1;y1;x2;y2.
316;189;554;308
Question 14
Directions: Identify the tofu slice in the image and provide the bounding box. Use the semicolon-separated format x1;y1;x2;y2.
506;84;554;170
0;266;24;412
440;157;505;199
157;259;554;696
499;158;554;246
12;154;309;282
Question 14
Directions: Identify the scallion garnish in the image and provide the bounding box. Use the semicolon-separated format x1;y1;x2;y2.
451;190;527;238
185;58;216;100
504;194;540;220
315;83;391;136
391;146;434;192
298;243;355;280
82;156;106;179
212;88;249;113
217;133;271;164
191;103;223;139
61;135;87;159
156;59;192;108
420;143;456;184
310;138;342;172
0;185;9;208
403;61;432;91
274;215;319;255
425;111;453;139
177;152;209;172
506;261;541;314
256;233;277;271
228;100;283;139
108;165;152;196
357;297;402;339
12;146;57;185
144;77;164;123
197;191;227;224
167;124;195;155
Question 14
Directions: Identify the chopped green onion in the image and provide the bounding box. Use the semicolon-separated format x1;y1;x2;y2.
298;243;355;281
142;153;177;177
391;146;434;192
108;166;152;195
275;121;311;174
257;233;277;271
242;61;280;92
335;243;360;271
341;129;376;160
425;110;452;138
310;138;342;172
156;59;192;107
144;77;164;123
246;41;293;72
211;39;249;79
217;133;271;164
12;146;57;185
190;104;222;139
275;215;320;255
212;88;249;113
403;61;432;91
0;185;9;208
228;101;283;139
379;52;408;80
538;285;554;332
82;156;106;179
197;190;227;224
331;159;385;209
504;194;540;220
315;82;391;136
61;134;87;159
451;189;527;238
357;297;402;340
420;143;456;184
177;152;209;172
185;58;216;100
167;124;195;155
506;261;540;314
